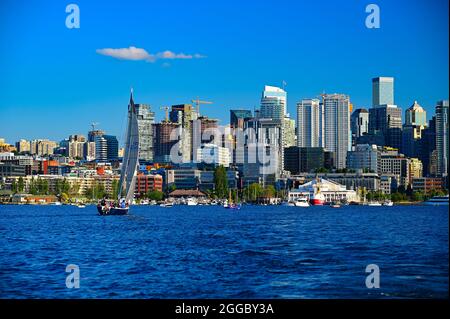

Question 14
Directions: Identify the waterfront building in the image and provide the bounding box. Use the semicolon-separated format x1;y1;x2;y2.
296;98;323;147
372;76;394;107
436;100;449;177
412;177;444;193
322;94;351;169
166;169;238;190
260;85;287;120
289;172;381;193
346;144;380;173
288;178;359;203
135;173;163;197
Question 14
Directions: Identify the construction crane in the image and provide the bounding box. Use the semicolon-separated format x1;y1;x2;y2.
91;122;100;131
160;106;170;122
191;97;213;116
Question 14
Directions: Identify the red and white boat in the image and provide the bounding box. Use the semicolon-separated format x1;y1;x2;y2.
310;192;325;205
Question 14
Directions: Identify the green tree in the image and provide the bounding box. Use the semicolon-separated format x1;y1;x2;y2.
111;179;119;199
213;165;229;199
18;177;24;193
146;190;164;201
264;185;276;198
29;177;38;195
11;179;18;194
245;183;263;202
411;191;424;202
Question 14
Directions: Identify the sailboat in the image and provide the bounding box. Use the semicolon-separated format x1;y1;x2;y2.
224;189;241;210
97;89;140;216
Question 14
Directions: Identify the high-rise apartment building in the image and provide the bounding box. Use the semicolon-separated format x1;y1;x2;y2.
260;85;286;120
296;98;323;147
436;100;449;176
134;103;155;162
322;94;351;169
153;122;180;163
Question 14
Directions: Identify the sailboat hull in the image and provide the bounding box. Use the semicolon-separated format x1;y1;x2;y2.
97;206;129;216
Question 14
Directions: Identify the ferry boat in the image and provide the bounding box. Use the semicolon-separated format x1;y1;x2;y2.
424;195;449;206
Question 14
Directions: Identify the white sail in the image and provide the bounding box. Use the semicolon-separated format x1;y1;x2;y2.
118;90;140;203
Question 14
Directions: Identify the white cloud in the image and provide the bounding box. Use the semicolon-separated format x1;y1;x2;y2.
96;46;206;63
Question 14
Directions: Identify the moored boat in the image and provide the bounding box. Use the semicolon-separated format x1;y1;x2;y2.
424;195;449;206
295;197;310;207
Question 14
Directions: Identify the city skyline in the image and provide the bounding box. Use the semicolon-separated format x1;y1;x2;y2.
1;0;449;143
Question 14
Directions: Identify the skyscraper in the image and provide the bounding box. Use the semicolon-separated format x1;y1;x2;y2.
350;108;369;143
170;104;196;163
436;100;449;176
405;101;427;126
134;103;155;162
153;122;180;163
372;77;394;107
296;98;323;147
322;94;351;169
103;135;119;161
260;85;286;120
402;101;427;158
230;109;252;129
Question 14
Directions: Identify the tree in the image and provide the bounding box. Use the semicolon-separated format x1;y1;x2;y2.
11;179;17;194
111;179;119;199
264;185;276;198
18;177;24;193
29;177;38;195
411;191;424;202
391;192;407;202
213;165;229;199
146;190;164;201
244;183;263;202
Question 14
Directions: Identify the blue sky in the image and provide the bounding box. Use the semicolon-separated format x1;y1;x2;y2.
0;0;448;145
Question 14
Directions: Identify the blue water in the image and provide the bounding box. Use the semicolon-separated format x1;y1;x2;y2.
0;204;448;299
